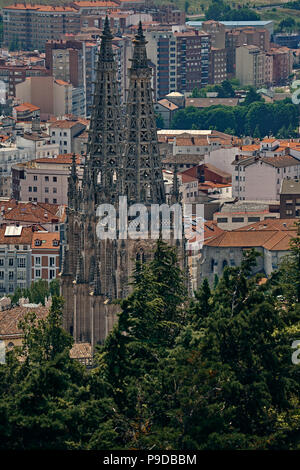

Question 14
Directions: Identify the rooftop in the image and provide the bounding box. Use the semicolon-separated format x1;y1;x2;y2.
280;178;300;195
32;231;60;250
205;218;298;251
0;304;49;339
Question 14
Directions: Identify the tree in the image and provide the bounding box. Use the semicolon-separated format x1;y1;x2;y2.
243;87;263;106
0;297;119;449
96;240;187;414
155;113;164;129
50;278;60;298
133;249;300;449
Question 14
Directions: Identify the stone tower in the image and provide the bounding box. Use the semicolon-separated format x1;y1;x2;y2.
61;20;186;347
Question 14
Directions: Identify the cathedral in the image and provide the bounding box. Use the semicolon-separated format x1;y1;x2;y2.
61;19;186;347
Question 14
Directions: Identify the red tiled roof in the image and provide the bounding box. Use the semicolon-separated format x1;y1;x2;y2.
34;153;81;165
32;232;60;250
4;4;77;11
0;304;49;338
0;226;34;245
15;102;40;112
50;120;83;129
0;200;63;224
205;218;298;250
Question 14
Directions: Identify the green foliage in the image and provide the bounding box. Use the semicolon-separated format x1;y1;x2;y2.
1;235;300;449
205;0;260;21
191;79;239;99
171;99;299;138
10;279;59;306
0;297;119;449
155;112;164;129
278;17;296;32
283;0;300;9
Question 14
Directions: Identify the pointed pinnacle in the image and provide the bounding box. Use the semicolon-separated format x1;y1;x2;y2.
135;20;146;43
102;15;113;40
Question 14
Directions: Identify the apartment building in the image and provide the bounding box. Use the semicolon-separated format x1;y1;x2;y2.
280;179;300;219
31;231;60;283
0;226;34;294
202;20;226;49
0;224;61;294
151;5;186;25
225;27;270;77
0;64;49;98
232;149;300;202
236;45;271;88
45;38;98;115
146;29;210;99
12;154;83;205
16;76;74;117
0;134;58;198
2;4;81;51
209;47;227;84
175;30;210;94
49;120;86;154
269;47;293;86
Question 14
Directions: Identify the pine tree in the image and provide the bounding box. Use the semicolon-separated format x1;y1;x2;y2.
0;297;118;449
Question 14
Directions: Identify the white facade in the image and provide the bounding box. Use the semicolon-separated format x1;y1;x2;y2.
232;158;300;201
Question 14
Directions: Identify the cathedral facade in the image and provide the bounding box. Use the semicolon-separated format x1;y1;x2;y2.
61;19;186;347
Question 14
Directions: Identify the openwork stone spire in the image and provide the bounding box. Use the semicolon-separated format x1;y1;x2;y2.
85;16;123;205
123;21;166;205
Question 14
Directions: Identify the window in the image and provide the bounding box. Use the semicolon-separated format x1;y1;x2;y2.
232;217;244;223
45;176;49;182
50;257;55;267
8;271;14;280
17;270;26;280
17;258;26;268
33;187;37;192
217;217;228;223
53;176;57;182
29;186;32;192
35;256;41;265
53;198;57;204
33;175;37;181
0;259;3;266
49;269;56;279
45;187;49;193
35;269;41;278
9;258;13;266
0;271;4;280
53;187;57;193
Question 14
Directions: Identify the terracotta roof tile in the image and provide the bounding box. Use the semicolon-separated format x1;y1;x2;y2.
0;226;34;245
0;304;49;338
32;232;60;250
0;200;63;224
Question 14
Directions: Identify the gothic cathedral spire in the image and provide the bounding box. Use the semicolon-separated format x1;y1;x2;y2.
123;21;166;205
85;16;123;206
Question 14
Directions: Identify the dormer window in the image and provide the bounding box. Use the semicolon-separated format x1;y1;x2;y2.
35;239;41;246
53;239;59;247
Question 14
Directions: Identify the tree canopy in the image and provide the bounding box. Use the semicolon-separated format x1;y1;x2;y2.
1;235;300;450
171;99;299;138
